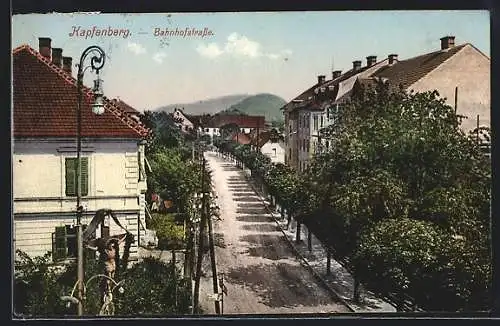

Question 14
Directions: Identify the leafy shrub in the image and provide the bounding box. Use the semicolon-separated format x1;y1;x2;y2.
14;250;191;317
113;257;191;316
149;213;185;250
353;218;492;311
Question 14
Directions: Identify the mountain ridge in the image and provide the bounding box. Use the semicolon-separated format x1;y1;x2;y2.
156;93;286;122
155;94;251;115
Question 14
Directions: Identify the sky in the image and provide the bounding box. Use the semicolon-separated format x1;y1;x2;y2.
12;11;490;111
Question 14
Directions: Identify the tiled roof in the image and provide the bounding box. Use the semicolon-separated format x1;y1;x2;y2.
372;44;467;89
111;98;141;115
210;114;265;129
228;132;251;145
13;45;149;138
282;81;330;113
184;113;212;128
284;64;381;113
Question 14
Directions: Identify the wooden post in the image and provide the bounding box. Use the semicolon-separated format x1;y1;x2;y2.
307;229;312;252
296;222;301;243
193;159;207;314
477;114;480;145
326;250;331;276
353;274;361;303
207;203;221;314
172;249;178;309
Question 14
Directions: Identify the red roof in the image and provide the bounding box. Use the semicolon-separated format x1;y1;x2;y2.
210;114;265;128
111;98;141;115
13;45;149;138
230;132;251;145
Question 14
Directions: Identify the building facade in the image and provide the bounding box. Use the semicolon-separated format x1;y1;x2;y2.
283;35;490;172
13;38;150;261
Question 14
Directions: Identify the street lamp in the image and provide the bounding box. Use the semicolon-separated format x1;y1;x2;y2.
75;45;106;316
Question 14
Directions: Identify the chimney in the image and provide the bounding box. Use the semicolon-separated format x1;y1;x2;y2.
366;55;377;67
52;48;63;67
388;54;398;65
38;37;52;59
440;36;455;50
62;56;73;74
352;60;362;71
317;75;326;84
332;70;342;79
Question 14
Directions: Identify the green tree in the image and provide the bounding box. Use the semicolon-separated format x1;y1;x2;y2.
305;80;491;310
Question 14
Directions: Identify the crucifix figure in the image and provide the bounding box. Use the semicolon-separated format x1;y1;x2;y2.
86;234;128;303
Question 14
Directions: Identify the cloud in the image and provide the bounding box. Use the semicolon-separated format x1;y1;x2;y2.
224;32;262;58
196;33;292;60
153;51;167;64
196;43;224;58
127;42;146;55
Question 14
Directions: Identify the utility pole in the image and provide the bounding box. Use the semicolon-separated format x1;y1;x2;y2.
476;114;480;145
207;202;220;314
193;157;207;314
172;249;178;309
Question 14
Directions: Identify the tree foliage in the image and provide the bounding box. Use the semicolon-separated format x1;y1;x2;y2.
217;80;492;311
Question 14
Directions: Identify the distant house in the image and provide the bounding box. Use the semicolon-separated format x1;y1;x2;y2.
206;114;265;136
13;37;150;262
227;132;252;145
251;130;285;164
172;108;195;133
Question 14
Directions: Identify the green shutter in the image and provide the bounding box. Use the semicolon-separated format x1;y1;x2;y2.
52;226;68;261
65;157;89;197
65;158;76;196
80;157;88;196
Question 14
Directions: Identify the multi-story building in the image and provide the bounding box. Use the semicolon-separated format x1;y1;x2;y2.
283;35;490;172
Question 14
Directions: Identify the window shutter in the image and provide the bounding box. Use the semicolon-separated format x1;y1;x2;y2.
80;158;89;196
65;158;76;196
53;226;67;261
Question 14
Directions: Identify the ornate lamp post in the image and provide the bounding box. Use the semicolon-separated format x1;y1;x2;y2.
75;46;106;316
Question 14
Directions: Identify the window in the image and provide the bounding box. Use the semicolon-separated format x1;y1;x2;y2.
320;115;324;128
313;116;318;131
65;157;88;197
302;139;306;151
52;224;90;261
272;148;277;157
205;128;209;132
307;140;310;152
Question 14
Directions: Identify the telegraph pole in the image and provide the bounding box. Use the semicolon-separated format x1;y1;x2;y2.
193;157;207;314
207;202;220;314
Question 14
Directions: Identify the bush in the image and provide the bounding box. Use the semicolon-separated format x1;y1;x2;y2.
14;249;101;317
353;218;492;311
149;213;185;250
14;250;191;317
113;257;191;316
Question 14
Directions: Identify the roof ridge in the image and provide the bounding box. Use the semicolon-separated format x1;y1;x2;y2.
399;43;467;63
14;44;149;137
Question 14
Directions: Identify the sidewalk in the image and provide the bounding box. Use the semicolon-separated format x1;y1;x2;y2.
241;167;397;313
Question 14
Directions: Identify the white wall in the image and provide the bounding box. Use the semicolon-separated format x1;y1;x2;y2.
261;141;285;164
14;212;140;260
409;44;490;133
13;138;145;260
